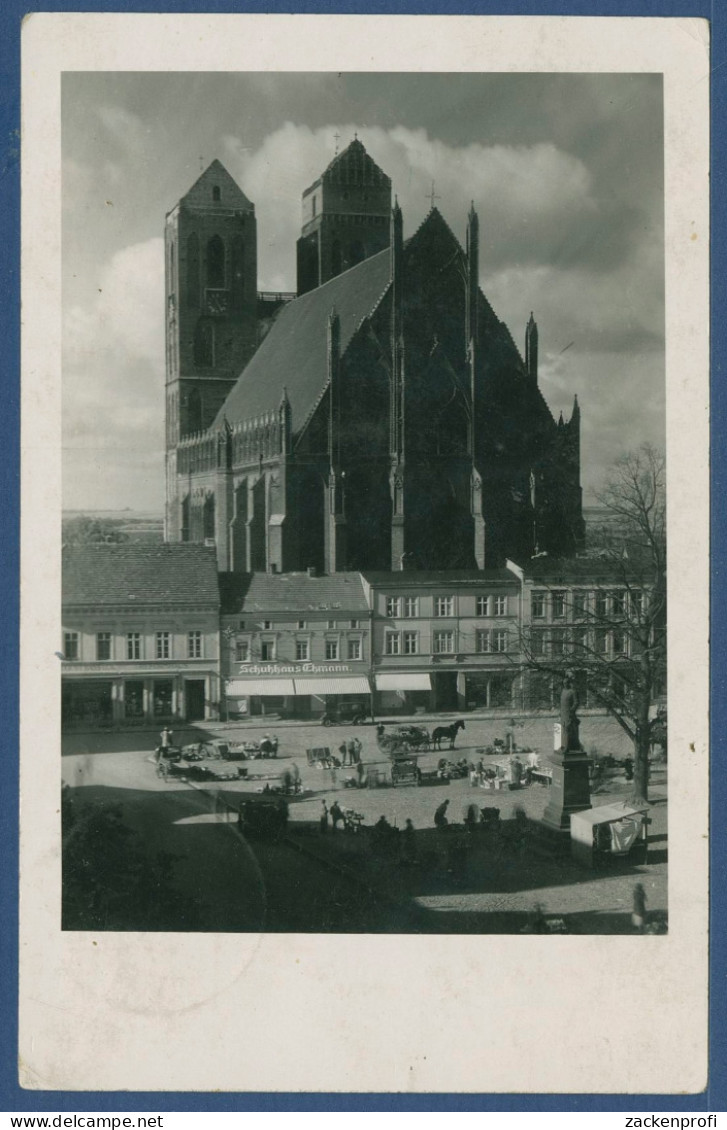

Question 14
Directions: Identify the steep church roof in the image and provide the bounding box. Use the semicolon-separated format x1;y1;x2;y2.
213;249;392;434
178;159;254;213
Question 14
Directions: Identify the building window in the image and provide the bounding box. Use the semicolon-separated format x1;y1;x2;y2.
612;629;626;656
573;591;587;619
435;596;454;617
325;639;339;661
492;630;508;653
611;591;626;617
298;620;307;629
206;234;225;288
433;630;454;654
552;592;566;619
475;630;490;654
403;631;418;655
296;639;309;661
187;631;202;659
262;620;272;630
530;630;546;657
212;185;221;202
532;592;546;619
327;620;336;630
153;679;173;718
63;632;79;660
574;627;589;655
402;597;418;618
550;629;565;657
476;596;490;616
494;595;508;617
595;592;608;618
348;638;361;661
261;640;276;661
194;320;215;367
350;619;359;629
96;632;112;661
631;590;644;616
155;632;171;660
385;632;400;656
239;620;246;630
236;640;250;663
594;629;609;655
386;597;400;618
126;632;141;661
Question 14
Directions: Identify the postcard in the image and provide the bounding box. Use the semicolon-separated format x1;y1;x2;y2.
19;13;709;1093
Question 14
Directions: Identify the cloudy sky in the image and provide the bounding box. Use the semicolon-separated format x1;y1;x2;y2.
62;71;664;512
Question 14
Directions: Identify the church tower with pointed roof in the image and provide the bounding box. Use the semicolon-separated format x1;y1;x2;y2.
164;159;259;541
296;138;392;296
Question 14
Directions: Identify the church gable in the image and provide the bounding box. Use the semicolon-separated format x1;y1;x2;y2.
180;159;254;214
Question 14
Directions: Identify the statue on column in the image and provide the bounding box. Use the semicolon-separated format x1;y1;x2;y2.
560;674;582;752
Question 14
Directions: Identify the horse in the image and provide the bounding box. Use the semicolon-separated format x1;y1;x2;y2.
432;720;465;750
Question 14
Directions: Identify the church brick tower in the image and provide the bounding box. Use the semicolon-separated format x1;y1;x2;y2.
296;138;392;296
165;160;259;540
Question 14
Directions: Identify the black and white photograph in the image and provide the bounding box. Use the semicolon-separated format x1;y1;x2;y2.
60;68;668;936
19;13;709;1094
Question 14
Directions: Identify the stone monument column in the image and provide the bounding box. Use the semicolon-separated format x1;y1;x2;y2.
542;675;592;833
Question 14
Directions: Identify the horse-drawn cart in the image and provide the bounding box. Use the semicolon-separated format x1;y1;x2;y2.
376;724;430;756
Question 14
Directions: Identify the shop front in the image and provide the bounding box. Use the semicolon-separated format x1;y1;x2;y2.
374;673;432;715
61;664;221;728
224;665;372;720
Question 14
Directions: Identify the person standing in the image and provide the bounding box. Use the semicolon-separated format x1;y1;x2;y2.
434;798;450;832
320;800;329;834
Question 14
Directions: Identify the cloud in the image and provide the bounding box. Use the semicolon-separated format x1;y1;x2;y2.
63;238;165;508
223;122;611;289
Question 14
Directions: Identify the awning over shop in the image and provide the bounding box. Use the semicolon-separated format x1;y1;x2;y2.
375;673;432;691
225;679;295;697
292;677;371;696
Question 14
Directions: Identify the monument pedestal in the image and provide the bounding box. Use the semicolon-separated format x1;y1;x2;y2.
541;748;592;835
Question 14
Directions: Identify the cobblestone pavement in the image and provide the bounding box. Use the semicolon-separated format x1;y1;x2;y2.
62;713;667;934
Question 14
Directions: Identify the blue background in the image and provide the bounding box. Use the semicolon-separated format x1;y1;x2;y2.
1;0;723;1112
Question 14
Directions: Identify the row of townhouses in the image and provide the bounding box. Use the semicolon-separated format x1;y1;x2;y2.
61;543;657;728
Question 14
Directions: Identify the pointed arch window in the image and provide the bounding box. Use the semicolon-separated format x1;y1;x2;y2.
181;495;191;542
186;232;200;306
194;321;214;368
187;388;203;433
212;185;221;202
203;494;216;541
330;239;342;278
206;235;225;288
349;239;365;267
231;236;245;311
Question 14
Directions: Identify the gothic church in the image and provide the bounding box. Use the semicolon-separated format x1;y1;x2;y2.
164;140;584;574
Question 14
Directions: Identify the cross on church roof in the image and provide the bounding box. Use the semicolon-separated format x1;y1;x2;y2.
426;180;441;210
333;130;341;155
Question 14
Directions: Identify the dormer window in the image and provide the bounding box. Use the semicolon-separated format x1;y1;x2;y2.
212;185;221;202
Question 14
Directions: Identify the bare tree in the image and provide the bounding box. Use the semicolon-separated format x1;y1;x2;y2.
519;444;666;801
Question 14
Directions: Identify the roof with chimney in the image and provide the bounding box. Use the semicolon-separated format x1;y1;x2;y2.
62;544;220;607
219;571;370;615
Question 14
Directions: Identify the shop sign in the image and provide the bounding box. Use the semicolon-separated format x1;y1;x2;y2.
236;662;353;676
